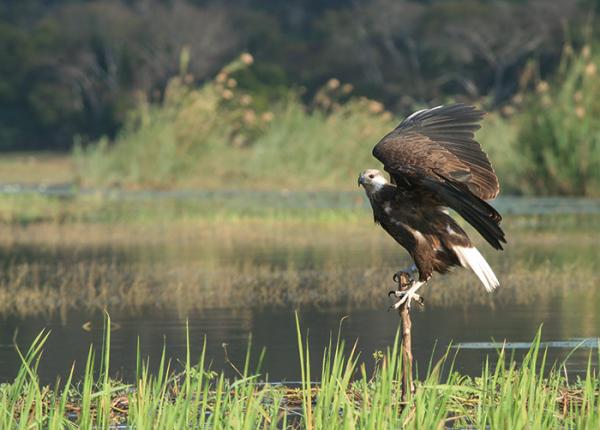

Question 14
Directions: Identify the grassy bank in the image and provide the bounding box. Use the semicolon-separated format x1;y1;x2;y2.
1;317;599;428
71;54;522;193
72;65;395;191
3;46;599;195
2;190;600;225
0;192;597;317
0;153;74;185
68;46;600;196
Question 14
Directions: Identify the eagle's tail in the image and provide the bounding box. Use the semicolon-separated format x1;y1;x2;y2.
453;246;499;292
426;176;506;250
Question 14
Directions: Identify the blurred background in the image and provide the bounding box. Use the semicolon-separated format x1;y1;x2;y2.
1;0;600;194
0;0;599;383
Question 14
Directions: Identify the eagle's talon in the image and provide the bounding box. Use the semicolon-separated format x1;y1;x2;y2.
392;292;422;310
389;280;426;311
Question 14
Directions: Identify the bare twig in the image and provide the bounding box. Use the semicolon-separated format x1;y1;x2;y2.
222;342;244;378
395;272;415;401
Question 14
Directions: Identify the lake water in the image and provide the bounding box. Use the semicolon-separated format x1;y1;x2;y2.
0;192;598;384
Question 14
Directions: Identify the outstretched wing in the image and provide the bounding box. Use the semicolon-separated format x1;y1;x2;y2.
372;104;499;200
372;104;506;250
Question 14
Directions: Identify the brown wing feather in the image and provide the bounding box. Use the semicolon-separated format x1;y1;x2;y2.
373;104;499;200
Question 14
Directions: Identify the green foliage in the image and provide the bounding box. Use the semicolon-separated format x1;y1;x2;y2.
517;45;600;196
0;2;576;195
1;318;599;428
75;55;395;189
0;0;588;150
74;44;600;196
475;113;522;195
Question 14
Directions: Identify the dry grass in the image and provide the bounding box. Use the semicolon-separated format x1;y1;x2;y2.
0;216;596;318
0;152;74;184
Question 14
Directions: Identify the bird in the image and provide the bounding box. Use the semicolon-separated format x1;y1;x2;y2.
358;104;505;309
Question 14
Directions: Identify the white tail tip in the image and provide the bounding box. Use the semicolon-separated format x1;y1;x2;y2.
453;246;499;292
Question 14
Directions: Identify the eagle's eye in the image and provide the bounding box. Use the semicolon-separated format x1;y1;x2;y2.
368;174;375;179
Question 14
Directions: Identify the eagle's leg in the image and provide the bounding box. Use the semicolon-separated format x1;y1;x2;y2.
393;264;418;284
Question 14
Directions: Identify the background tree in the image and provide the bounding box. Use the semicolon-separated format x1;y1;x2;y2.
0;0;591;150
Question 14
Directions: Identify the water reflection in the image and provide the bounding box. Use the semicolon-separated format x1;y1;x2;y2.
1;298;599;384
0;198;598;383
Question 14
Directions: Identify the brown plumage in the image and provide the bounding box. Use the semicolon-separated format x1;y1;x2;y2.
359;104;505;293
373;104;499;200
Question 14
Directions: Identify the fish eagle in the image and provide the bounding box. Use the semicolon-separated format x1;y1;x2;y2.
358;104;505;309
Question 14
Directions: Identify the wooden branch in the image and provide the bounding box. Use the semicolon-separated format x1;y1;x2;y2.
396;272;415;401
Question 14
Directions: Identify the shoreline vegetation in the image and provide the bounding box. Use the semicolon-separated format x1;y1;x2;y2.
0;193;597;318
69;46;600;196
1;316;599;428
1;44;599;196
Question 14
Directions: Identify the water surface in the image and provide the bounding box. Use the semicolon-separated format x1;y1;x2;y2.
0;194;598;383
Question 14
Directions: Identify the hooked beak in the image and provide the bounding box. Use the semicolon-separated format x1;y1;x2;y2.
357;174;363;187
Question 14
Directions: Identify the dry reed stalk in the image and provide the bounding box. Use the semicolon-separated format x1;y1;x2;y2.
396;272;415;401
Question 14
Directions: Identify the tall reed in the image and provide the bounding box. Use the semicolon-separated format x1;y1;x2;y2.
0;316;599;428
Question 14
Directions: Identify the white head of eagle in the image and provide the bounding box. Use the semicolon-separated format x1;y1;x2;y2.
358;169;388;195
